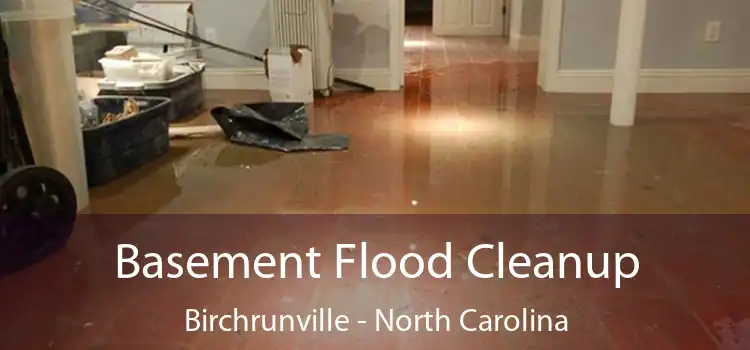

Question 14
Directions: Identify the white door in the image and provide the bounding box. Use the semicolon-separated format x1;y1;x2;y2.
433;0;507;36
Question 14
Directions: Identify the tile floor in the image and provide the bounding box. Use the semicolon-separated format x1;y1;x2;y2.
1;26;750;349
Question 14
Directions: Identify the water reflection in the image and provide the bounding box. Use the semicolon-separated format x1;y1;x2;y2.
599;126;633;214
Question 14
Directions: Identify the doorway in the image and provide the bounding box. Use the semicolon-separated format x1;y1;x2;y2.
431;0;508;36
389;0;510;89
401;0;509;35
405;0;433;26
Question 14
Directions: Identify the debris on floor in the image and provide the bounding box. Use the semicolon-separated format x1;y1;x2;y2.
79;95;141;128
101;98;140;124
211;102;349;153
714;317;750;350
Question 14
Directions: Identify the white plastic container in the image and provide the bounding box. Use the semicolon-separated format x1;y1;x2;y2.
99;56;174;82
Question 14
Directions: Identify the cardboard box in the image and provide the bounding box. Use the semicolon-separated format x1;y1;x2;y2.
264;45;314;104
105;45;137;60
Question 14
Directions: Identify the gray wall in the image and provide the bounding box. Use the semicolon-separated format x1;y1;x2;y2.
332;0;390;69
190;0;269;68
521;0;542;36
559;0;750;70
114;0;390;70
74;32;125;73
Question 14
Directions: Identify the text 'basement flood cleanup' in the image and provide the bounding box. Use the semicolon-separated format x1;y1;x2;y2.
118;242;640;288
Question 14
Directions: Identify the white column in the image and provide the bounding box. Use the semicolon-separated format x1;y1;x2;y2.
609;0;648;127
508;0;524;49
1;1;90;211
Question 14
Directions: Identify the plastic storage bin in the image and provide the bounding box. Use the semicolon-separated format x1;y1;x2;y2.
99;57;174;82
98;64;205;121
82;96;172;186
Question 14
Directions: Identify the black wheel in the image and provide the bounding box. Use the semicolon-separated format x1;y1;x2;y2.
0;166;77;277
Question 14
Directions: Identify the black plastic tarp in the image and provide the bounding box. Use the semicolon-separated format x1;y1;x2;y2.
211;102;349;152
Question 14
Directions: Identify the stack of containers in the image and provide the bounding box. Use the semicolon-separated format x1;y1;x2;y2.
96;1;204;121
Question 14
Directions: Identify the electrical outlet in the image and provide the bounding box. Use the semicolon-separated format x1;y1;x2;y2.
704;21;721;42
204;28;217;42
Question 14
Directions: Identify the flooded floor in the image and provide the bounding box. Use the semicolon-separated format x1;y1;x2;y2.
1;26;750;349
89;27;750;214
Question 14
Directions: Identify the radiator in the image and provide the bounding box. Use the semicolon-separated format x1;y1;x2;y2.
270;0;334;96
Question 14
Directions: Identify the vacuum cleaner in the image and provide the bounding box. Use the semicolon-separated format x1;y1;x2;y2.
0;22;78;277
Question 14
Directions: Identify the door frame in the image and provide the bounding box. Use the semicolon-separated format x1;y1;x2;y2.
389;0;510;90
536;0;565;91
389;0;405;90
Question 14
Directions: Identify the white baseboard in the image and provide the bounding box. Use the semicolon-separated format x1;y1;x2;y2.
509;33;540;51
335;69;395;91
203;67;394;91
542;69;750;93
